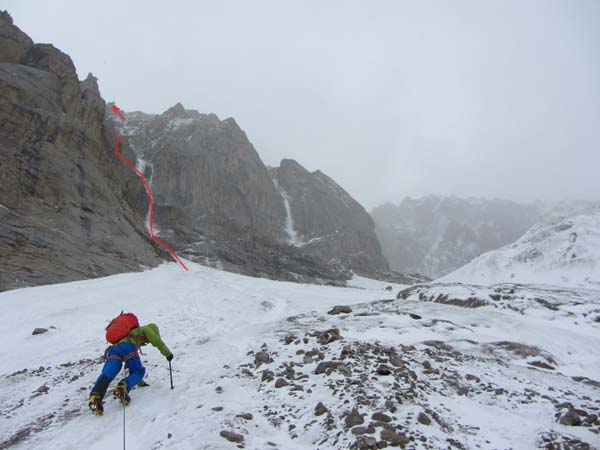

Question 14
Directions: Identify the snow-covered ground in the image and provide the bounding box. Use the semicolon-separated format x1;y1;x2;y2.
441;208;600;289
0;263;397;449
1;262;599;449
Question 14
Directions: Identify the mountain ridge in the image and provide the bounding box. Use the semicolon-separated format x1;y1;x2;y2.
372;195;542;278
441;206;600;288
110;102;394;282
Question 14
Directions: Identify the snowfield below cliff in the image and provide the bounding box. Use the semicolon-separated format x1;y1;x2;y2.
1;262;599;449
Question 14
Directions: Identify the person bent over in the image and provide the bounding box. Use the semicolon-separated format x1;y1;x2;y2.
89;316;173;416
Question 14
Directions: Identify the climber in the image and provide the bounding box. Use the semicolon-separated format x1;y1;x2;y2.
88;312;173;415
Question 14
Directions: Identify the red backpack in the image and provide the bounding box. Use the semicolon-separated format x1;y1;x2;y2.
106;313;140;344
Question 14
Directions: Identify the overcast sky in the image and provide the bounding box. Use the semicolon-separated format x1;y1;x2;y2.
5;0;600;210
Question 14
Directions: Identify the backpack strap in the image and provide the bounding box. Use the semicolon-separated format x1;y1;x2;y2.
128;332;146;344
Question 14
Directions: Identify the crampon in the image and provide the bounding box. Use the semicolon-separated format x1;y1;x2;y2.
113;382;131;406
89;393;104;416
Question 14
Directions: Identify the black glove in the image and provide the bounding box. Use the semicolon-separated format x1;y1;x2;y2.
166;353;174;362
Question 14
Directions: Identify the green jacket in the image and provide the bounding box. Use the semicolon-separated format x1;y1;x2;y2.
117;323;172;358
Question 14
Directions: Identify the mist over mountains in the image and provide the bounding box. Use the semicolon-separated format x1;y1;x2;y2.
441;206;600;288
372;195;599;279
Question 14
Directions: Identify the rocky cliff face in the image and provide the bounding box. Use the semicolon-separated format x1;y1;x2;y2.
273;159;390;275
372;196;541;278
0;11;394;289
112;105;353;284
120;104;287;240
0;11;163;291
112;106;393;281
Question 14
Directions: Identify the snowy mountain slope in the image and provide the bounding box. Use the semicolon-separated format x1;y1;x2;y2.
372;196;542;278
441;208;600;288
1;262;599;449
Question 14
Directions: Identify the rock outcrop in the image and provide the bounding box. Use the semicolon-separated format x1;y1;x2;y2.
0;11;33;64
0;11;163;291
274;159;390;275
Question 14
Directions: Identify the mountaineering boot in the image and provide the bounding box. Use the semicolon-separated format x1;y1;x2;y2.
113;381;131;406
137;380;150;387
89;375;110;416
89;392;104;416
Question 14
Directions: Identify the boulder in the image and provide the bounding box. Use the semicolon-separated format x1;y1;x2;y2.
372;412;391;423
380;429;408;446
388;355;404;368
376;365;392;376
328;305;352;315
261;370;274;382
274;378;288;388
315;361;339;375
315;328;342;345
417;412;431;425
254;351;271;366
219;430;244;443
352;426;375;435
354;436;378;449
314;402;328;416
559;410;581;426
345;408;365;428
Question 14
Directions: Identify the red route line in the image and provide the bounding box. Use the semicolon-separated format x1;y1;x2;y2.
112;105;189;272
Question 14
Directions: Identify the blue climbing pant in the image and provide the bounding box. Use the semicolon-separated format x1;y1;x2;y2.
93;342;146;393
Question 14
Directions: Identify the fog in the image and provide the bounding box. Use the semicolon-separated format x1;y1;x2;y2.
5;0;600;209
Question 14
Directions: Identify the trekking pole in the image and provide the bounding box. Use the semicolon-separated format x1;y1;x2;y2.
169;360;174;389
123;402;126;450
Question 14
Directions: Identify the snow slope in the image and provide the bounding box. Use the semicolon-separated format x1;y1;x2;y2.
441;208;600;288
1;262;599;449
0;263;398;450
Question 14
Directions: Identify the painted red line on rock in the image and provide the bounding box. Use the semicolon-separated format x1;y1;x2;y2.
112;104;126;121
112;105;189;272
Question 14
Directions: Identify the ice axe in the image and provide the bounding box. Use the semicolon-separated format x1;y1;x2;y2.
169;360;174;390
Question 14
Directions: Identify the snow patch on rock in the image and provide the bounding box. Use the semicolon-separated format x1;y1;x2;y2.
273;178;303;246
